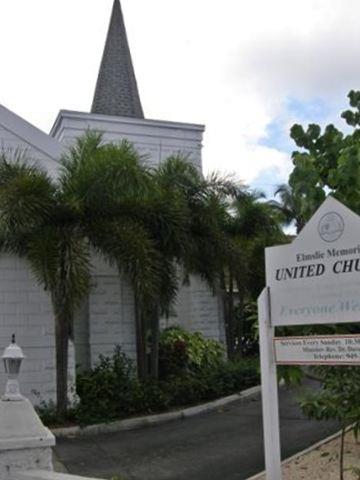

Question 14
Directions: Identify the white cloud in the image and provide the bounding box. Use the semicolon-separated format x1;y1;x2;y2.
204;126;292;186
234;20;360;99
0;0;359;192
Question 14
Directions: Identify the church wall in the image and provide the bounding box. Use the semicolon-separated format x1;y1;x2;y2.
0;249;225;401
84;257;225;368
87;255;136;366
50;111;204;170
0;254;57;404
164;275;226;342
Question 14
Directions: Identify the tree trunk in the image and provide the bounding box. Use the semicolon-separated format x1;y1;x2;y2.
55;314;69;417
234;271;247;358
134;294;146;380
340;426;346;480
296;217;305;234
149;307;160;380
236;289;245;358
228;269;235;358
220;272;232;357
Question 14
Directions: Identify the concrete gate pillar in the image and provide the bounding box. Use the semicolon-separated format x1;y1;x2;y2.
0;399;55;479
0;337;55;479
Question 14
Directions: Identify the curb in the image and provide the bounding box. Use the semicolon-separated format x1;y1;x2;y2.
246;427;351;480
53;453;68;474
52;384;261;438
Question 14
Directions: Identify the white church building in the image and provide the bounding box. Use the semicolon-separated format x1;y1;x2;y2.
0;0;225;403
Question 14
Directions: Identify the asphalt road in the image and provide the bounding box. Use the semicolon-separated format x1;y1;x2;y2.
55;380;339;480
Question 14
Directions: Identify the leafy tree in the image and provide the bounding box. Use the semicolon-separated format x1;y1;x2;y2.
282;91;360;340
282;91;360;472
289;90;360;216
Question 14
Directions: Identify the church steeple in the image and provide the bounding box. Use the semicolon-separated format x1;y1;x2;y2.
91;0;144;118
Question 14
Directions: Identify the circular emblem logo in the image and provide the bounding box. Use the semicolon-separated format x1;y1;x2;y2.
318;212;344;242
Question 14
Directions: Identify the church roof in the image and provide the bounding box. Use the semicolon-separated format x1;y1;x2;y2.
91;0;144;118
0;104;64;163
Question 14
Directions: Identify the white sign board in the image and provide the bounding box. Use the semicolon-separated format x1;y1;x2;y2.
274;335;360;365
258;197;360;479
266;196;360;326
270;282;360;326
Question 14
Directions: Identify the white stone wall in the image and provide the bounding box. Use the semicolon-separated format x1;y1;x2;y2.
164;276;226;342
85;256;225;367
50;111;204;170
0;253;224;401
88;255;136;365
0;254;56;404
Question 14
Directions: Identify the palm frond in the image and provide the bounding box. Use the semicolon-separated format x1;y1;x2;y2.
0;154;56;236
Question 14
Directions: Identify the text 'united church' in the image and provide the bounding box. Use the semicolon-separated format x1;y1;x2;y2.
275;246;360;281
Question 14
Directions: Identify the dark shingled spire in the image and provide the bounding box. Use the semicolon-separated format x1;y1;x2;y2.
91;0;144;118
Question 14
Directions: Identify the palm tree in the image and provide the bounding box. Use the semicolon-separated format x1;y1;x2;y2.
223;189;285;356
60;133;181;380
154;157;240;362
271;183;306;234
64;133;279;377
62;138;238;379
67;135;281;374
0;153;90;416
0;137;262;410
154;157;235;287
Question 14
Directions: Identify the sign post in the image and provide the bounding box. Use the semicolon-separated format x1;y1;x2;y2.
258;288;282;479
258;196;360;479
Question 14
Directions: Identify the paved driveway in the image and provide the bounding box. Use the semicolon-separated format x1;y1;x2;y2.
55;379;339;480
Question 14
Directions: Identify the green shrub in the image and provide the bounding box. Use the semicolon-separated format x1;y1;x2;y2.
163;357;260;407
62;341;260;427
159;326;225;379
76;347;138;424
164;374;209;406
33;392;78;427
35;399;77;427
132;380;170;413
202;358;260;397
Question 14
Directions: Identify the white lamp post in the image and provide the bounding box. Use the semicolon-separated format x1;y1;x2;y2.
2;334;25;401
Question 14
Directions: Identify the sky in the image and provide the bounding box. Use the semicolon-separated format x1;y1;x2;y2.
1;0;360;198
